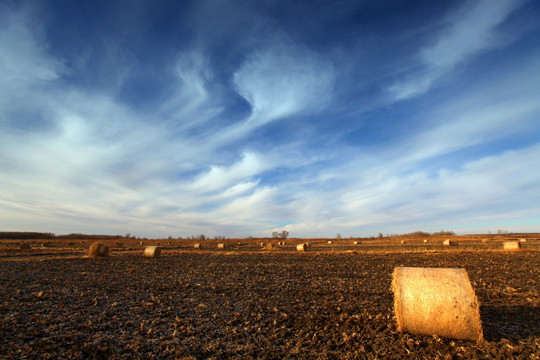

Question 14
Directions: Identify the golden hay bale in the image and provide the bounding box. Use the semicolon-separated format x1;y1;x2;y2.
217;243;225;249
327;240;333;244
353;241;361;245
260;242;265;247
143;246;161;257
20;243;31;250
519;238;527;243
296;244;307;252
443;239;454;246
400;240;406;245
392;267;483;343
88;242;109;257
423;239;428;243
266;243;276;250
503;241;521;251
194;243;201;249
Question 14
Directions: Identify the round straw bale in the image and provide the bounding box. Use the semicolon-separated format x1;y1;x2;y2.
392;267;483;343
443;239;454;246
353;241;361;245
296;244;307;252
194;243;201;249
400;240;406;244
327;240;333;244
503;241;521;251
144;246;161;257
519;238;527;243
423;239;428;243
217;243;225;249
88;242;109;257
20;243;31;250
260;242;265;247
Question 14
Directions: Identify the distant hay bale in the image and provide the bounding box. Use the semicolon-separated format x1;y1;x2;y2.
353;241;361;245
194;243;201;249
88;242;109;257
266;243;276;250
481;239;488;243
143;246;161;257
423;239;428;243
392;267;483;343
217;243;225;249
503;241;521;251
443;239;454;246
296;244;307;252
327;240;333;244
260;242;265;247
519;238;527;243
20;243;31;250
400;240;406;245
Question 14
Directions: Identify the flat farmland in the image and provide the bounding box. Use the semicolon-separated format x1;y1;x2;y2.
0;245;539;359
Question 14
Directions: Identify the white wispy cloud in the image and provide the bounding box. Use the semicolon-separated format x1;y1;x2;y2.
233;42;334;124
1;1;538;238
388;0;524;100
189;152;269;193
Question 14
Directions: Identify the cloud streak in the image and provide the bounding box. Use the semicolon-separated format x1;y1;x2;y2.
388;0;524;100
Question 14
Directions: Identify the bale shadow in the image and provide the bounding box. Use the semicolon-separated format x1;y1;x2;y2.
481;305;540;341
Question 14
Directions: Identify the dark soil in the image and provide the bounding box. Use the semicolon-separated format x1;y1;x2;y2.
1;251;538;359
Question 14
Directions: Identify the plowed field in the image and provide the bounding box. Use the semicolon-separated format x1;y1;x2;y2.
1;250;538;359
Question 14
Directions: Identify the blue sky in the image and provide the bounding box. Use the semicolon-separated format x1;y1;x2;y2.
1;0;539;238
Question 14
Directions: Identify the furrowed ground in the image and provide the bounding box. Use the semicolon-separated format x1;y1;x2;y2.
0;240;539;359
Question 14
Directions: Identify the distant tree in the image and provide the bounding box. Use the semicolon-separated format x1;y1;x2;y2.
272;230;289;239
378;232;383;238
125;233;131;238
336;233;342;239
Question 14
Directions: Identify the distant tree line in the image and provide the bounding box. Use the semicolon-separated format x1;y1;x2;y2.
0;232;125;240
0;232;56;240
378;230;456;238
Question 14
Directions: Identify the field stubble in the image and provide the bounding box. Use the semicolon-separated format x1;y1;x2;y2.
0;248;538;359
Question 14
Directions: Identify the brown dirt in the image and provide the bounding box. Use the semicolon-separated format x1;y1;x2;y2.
0;250;538;359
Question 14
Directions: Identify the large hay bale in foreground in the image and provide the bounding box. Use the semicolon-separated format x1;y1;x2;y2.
503;241;521;251
296;244;307;252
392;267;483;343
88;243;109;257
143;246;161;257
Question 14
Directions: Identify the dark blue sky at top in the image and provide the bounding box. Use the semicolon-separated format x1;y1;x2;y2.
1;0;539;237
